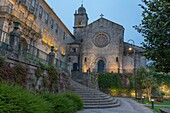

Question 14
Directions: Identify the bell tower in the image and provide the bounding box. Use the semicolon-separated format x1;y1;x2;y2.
74;4;88;41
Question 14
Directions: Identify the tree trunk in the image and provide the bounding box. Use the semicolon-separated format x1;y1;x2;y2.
146;87;151;101
139;89;143;98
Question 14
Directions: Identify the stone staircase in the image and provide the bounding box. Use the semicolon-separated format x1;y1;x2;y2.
71;79;120;109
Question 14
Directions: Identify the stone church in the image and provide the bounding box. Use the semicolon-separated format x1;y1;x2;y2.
68;5;146;74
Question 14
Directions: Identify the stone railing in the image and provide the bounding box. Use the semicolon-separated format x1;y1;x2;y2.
82;72;99;90
0;29;69;74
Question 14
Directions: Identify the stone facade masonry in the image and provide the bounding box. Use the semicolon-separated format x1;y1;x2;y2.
69;5;146;74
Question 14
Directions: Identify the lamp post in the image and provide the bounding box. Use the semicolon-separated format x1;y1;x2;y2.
127;39;137;99
151;99;154;109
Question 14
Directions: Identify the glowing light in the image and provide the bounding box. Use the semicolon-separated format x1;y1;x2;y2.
61;44;65;56
42;38;47;44
83;66;88;72
128;47;132;51
48;42;53;47
54;46;58;51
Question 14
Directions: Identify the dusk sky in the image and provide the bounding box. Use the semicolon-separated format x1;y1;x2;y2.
46;0;144;46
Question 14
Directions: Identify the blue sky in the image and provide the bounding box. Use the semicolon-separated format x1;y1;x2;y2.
46;0;144;46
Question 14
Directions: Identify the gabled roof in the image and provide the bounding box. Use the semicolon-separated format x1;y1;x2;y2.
88;17;124;28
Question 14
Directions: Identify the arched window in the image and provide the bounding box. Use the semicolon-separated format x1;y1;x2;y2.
78;17;83;25
84;57;87;63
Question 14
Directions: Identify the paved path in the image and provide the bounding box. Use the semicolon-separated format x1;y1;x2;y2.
77;98;154;113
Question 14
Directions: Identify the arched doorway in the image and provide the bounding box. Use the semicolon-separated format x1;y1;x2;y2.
97;60;105;73
73;63;78;71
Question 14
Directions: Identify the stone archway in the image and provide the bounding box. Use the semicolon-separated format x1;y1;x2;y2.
97;60;105;73
73;63;78;71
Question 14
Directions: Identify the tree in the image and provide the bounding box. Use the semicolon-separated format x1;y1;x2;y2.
136;67;147;97
136;67;158;101
142;73;158;101
134;0;170;73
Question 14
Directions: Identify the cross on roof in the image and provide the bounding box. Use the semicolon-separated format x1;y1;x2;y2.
100;13;104;18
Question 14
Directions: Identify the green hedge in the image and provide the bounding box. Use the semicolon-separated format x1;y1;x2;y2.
98;73;122;93
0;83;83;113
0;83;52;113
42;93;83;113
62;93;84;110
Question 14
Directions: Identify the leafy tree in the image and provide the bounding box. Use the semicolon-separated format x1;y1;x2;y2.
136;67;147;97
142;73;158;101
134;0;170;73
136;67;158;101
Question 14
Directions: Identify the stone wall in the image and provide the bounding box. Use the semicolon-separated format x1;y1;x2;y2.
0;47;70;93
80;18;125;73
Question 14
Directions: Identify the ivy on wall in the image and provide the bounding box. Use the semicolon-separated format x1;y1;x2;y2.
0;57;27;86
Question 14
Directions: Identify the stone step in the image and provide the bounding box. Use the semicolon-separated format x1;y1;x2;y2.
84;100;120;109
83;97;115;103
81;95;111;100
76;93;107;97
84;99;117;105
84;101;117;106
72;90;106;95
73;88;97;91
70;79;121;109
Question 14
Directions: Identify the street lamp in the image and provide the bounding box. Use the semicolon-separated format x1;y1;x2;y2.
151;99;154;109
127;39;137;99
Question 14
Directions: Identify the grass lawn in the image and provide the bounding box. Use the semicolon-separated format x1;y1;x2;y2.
147;106;170;113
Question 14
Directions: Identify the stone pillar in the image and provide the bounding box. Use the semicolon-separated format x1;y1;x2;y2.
48;46;55;66
9;22;20;56
9;22;20;54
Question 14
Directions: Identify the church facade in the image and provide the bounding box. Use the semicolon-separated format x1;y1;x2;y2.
68;5;146;74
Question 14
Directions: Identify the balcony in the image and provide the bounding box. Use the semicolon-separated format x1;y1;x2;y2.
0;6;40;34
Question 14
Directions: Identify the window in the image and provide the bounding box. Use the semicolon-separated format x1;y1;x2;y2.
39;6;43;18
45;13;49;24
63;32;66;40
78;17;83;25
56;23;58;33
19;11;24;21
84;57;87;63
68;57;71;62
72;48;76;52
31;0;35;7
8;3;13;13
51;19;54;29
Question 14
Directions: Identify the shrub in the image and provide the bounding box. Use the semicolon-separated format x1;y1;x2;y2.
0;83;52;113
0;57;5;67
46;66;59;82
98;73;122;93
109;88;132;97
42;93;77;113
62;93;84;110
14;63;27;86
0;63;27;86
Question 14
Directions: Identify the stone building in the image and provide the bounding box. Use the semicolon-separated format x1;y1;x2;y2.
0;1;146;74
68;5;146;74
0;0;75;69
